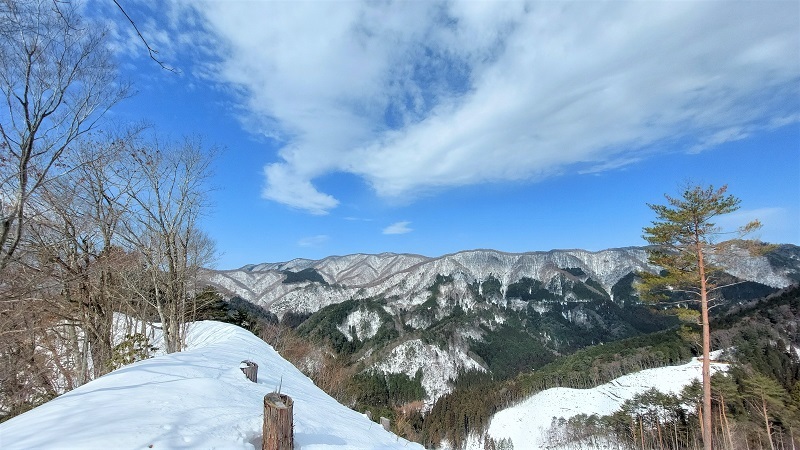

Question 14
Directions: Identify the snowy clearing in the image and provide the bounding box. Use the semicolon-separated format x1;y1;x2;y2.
465;354;728;450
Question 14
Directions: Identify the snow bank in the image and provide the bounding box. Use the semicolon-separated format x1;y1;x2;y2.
466;356;727;450
0;321;423;449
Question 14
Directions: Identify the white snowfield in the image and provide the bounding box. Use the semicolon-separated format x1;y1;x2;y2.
0;321;423;450
465;354;727;450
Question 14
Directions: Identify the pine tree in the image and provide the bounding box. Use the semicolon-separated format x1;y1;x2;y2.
743;373;787;450
640;184;761;450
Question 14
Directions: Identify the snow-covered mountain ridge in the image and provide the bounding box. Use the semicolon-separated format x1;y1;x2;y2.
201;244;799;407
205;245;799;317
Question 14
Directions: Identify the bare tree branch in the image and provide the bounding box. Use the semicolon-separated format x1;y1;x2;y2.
111;0;178;74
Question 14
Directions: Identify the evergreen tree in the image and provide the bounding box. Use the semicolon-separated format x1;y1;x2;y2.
743;373;787;450
640;184;761;450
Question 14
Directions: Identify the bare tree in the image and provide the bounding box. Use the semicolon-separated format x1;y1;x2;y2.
0;1;218;421
121;135;216;353
0;0;128;416
0;0;129;271
27;129;144;380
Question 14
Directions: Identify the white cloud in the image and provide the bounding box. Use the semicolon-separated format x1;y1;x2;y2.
262;164;338;215
179;0;799;213
298;235;329;247
383;221;413;235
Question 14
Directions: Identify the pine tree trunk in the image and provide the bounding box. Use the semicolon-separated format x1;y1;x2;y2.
698;241;713;450
263;393;293;450
721;395;734;450
763;395;775;450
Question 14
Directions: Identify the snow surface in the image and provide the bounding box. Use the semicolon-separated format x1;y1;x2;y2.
464;355;728;450
0;321;423;450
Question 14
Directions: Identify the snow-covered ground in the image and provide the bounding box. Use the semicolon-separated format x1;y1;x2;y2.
0;321;423;449
465;355;727;450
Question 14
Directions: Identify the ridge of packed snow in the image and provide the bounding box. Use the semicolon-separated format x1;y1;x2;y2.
0;321;423;450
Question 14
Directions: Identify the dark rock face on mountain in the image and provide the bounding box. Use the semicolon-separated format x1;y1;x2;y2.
202;244;800;404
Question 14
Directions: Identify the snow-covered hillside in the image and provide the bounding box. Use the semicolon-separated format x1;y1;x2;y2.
464;355;728;450
0;321;423;450
376;338;486;406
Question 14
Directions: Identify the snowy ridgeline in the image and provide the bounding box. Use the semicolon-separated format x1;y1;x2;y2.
0;321;423;450
461;355;728;450
208;246;796;321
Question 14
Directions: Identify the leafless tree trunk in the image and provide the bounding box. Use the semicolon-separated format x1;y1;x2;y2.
0;1;127;413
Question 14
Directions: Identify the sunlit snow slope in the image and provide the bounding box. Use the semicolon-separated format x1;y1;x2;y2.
0;321;423;450
465;356;727;450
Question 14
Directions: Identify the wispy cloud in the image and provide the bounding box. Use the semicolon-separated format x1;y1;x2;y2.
297;234;329;247
383;221;413;235
179;1;799;214
344;217;373;222
715;207;794;242
717;208;788;229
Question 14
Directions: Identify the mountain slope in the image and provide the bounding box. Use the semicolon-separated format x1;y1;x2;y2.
202;245;800;407
0;321;422;450
206;245;799;317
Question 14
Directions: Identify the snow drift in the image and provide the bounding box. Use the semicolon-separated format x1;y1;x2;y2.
0;321;423;449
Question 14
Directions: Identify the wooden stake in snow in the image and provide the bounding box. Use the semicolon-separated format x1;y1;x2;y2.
263;392;293;450
240;360;258;383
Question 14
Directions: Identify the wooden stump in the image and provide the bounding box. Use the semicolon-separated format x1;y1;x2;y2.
240;360;258;383
263;392;293;450
380;416;390;432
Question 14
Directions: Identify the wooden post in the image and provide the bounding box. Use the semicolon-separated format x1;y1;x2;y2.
241;360;258;383
263;392;293;450
380;416;390;432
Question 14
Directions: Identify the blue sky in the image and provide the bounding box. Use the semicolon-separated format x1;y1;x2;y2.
97;0;799;269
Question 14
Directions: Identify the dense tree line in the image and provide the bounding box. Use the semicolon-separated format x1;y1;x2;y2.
349;370;425;419
545;361;800;450
471;323;554;379
297;297;398;355
281;268;328;285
